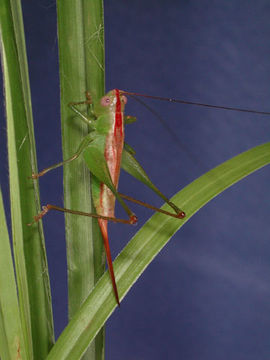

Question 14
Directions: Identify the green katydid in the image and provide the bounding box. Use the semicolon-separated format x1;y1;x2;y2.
29;88;270;305
29;89;185;306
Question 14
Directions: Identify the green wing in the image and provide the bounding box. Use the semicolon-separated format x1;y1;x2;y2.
121;147;177;208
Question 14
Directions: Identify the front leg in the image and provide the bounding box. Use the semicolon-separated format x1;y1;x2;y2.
68;91;97;128
124;115;137;124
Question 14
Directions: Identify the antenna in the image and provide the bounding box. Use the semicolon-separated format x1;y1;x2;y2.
128;94;207;173
122;91;270;116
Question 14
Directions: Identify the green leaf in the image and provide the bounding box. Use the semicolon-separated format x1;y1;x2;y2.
56;1;105;359
46;143;270;360
0;189;26;360
0;1;54;358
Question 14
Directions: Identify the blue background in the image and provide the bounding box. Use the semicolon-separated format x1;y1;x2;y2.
1;1;270;359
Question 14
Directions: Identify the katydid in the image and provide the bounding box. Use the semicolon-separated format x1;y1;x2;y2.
29;89;185;306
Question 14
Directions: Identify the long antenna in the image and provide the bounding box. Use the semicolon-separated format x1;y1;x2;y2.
122;91;270;116
129;94;207;173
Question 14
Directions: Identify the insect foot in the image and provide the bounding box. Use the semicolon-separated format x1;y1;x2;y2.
85;91;93;104
29;171;44;179
167;201;186;219
177;211;186;219
130;214;138;225
27;206;50;226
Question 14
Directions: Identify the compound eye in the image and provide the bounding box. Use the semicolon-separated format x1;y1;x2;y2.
101;96;111;106
121;95;127;104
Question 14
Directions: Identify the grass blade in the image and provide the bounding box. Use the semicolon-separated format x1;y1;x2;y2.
0;189;27;360
0;1;54;358
56;1;104;359
46;142;270;360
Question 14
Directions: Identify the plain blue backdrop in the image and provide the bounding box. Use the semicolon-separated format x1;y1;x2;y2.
1;1;270;359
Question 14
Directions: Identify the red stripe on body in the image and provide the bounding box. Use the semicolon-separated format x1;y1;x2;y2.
98;89;124;305
99;88;124;215
114;89;123;136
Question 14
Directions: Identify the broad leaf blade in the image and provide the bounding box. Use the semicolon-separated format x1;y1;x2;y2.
46;143;270;360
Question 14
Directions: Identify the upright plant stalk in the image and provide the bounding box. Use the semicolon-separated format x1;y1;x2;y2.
56;2;105;359
0;1;54;359
0;188;27;360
